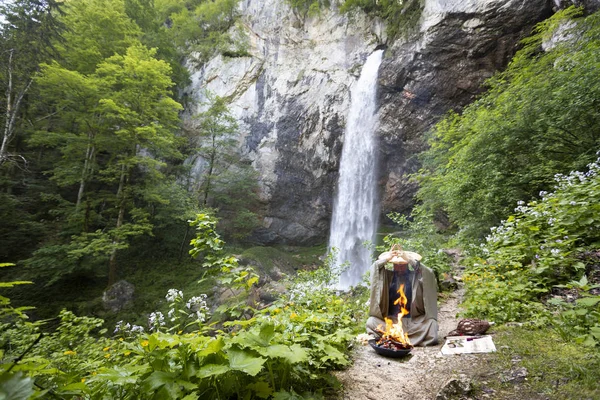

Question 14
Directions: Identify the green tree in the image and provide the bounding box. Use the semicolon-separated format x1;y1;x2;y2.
57;0;142;74
186;95;260;240
124;0;191;94
0;0;64;165
29;45;183;285
157;0;240;65
340;0;423;38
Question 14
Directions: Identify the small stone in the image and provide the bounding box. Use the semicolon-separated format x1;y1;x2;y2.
436;374;472;400
501;367;528;384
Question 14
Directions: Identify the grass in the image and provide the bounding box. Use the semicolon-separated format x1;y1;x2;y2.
473;325;600;399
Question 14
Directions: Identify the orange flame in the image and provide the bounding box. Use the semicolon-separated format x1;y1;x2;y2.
377;283;412;346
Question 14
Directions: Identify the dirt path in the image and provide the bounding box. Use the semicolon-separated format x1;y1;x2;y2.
333;287;491;399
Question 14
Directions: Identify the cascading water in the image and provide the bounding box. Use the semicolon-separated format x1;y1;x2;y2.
329;49;384;290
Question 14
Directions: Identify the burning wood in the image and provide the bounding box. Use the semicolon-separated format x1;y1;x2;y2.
376;283;413;350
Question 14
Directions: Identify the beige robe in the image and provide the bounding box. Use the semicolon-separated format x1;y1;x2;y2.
366;258;439;346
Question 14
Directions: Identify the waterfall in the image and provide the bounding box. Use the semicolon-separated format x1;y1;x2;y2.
329;49;384;290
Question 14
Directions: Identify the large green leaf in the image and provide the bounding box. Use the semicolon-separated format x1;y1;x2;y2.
91;365;150;385
56;382;89;395
196;363;230;379
227;347;266;376
258;323;275;344
247;381;274;399
272;390;306;400
180;394;200;400
575;297;600;307
263;344;308;364
0;372;35;400
231;323;276;350
319;344;348;365
196;337;225;357
141;371;177;392
181;393;200;400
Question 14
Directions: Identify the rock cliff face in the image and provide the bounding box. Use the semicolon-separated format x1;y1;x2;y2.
185;0;553;244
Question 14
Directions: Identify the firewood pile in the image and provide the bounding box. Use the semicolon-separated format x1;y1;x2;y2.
375;328;413;350
376;337;413;351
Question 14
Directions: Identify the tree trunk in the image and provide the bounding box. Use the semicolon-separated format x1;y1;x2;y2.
202;133;217;207
0;50;15;164
76;137;95;211
178;225;190;262
1;49;32;165
108;163;127;287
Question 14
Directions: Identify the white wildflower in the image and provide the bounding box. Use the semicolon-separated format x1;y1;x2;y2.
195;311;206;322
185;294;208;311
166;289;183;303
148;311;165;331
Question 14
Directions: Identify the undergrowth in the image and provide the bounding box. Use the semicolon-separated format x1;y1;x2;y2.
0;215;369;399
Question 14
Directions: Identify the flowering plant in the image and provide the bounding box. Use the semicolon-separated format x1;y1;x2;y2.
460;156;600;343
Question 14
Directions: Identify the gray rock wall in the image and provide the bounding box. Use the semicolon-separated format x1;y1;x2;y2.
184;0;553;244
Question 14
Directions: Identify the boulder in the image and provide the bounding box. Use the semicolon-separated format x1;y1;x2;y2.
102;280;135;313
439;272;459;291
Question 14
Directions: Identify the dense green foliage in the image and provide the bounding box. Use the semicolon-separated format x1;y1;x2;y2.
460;157;600;345
26;43;185;286
285;0;330;19
0;0;258;287
284;0;423;38
0;216;369;399
157;0;243;65
2;1;600;398
340;0;423;39
418;8;600;239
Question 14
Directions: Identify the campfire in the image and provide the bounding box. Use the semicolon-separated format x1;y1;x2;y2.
375;284;413;351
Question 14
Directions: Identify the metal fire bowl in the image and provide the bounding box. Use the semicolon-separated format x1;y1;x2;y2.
368;339;412;358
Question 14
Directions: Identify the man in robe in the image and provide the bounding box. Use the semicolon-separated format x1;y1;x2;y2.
366;248;439;346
